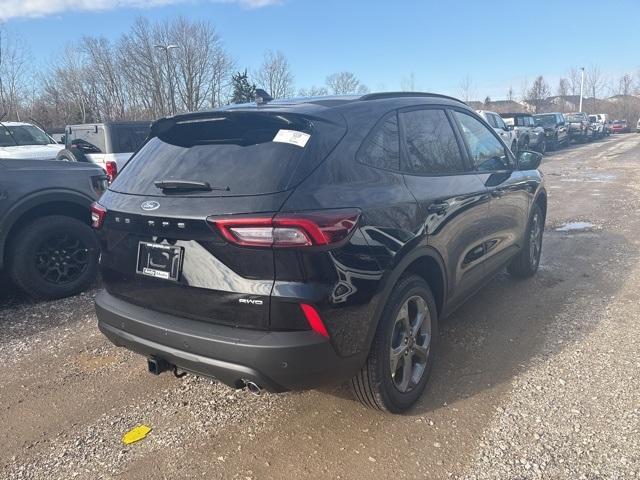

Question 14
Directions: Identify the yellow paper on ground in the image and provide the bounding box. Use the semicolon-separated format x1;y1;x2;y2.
122;424;152;445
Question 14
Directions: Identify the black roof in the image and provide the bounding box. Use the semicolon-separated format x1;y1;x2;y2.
161;92;469;127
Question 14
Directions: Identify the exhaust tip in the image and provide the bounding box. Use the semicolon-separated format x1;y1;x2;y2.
245;381;262;396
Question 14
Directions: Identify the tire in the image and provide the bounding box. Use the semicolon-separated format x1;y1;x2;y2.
507;204;544;279
538;139;547;155
56;148;87;163
351;274;438;413
7;215;99;300
550;134;558;151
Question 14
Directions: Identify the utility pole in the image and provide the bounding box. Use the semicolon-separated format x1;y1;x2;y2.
155;44;179;115
579;67;585;112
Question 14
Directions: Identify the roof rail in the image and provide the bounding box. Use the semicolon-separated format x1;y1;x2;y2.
359;91;466;104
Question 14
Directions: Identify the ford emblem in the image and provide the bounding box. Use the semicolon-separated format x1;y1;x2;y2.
141;200;160;211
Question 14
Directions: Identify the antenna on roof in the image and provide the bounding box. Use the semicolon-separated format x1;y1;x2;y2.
255;89;273;105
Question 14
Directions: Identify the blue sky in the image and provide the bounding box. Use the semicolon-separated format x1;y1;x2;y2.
4;0;640;99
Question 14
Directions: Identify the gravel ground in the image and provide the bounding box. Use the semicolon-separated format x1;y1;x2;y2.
1;134;639;479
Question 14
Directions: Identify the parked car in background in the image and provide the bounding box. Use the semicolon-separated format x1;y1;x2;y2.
47;127;66;144
56;121;151;181
0;121;64;160
533;112;569;150
93;92;547;413
499;113;547;154
564;112;594;142
476;110;519;153
594;114;610;135
611;119;630;134
0;158;107;299
588;115;605;138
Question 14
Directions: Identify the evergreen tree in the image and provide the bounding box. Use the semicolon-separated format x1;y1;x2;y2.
230;70;256;104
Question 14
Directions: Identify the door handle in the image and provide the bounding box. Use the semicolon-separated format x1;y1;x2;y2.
427;202;448;215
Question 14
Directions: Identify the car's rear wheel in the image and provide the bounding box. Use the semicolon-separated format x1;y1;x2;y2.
508;204;544;278
538;139;547;155
8;215;99;300
56;148;87;163
351;274;437;413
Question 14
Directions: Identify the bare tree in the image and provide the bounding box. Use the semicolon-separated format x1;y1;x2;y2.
568;67;581;96
458;74;475;102
555;78;570;112
254;50;294;99
326;71;368;95
519;77;530;103
298;85;328;97
526;76;551;113
556;78;569;97
210;49;235;108
0;28;31;120
586;65;605;111
506;86;514;102
401;73;417;92
613;73;634;96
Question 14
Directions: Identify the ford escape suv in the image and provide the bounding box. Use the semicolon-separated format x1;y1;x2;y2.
93;92;546;413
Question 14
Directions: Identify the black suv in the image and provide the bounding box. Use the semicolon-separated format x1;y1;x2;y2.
533;112;569;150
94;93;546;413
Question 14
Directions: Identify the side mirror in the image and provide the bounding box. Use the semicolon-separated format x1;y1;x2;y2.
518;150;543;170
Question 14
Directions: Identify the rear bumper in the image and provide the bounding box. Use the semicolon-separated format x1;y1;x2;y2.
95;290;365;392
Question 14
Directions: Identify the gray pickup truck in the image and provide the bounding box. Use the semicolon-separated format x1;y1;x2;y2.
0;159;107;299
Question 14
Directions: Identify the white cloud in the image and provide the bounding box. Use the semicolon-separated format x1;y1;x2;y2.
0;0;281;21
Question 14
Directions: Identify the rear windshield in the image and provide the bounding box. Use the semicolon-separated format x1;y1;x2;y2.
110;113;323;197
535;114;556;126
565;114;582;122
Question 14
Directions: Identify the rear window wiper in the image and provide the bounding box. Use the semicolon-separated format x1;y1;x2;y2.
153;180;230;192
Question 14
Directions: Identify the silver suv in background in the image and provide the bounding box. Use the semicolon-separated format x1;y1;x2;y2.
499;113;547;154
57;121;150;181
476;110;519;153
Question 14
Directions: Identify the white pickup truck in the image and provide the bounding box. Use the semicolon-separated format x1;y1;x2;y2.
56;122;150;181
0;121;64;160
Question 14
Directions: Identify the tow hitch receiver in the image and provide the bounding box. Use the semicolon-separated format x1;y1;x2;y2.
147;357;170;375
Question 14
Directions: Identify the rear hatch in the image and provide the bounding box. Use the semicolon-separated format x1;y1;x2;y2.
98;110;345;329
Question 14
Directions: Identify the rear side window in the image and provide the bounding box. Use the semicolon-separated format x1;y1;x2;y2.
399;109;465;175
110;124;150;154
358;112;400;170
110;113;337;197
454;111;513;171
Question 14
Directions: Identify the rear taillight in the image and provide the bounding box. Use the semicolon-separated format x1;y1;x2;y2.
91;202;106;229
209;209;361;248
105;161;117;183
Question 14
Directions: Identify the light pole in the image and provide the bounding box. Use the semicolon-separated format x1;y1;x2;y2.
155;44;179;115
579;67;585;113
